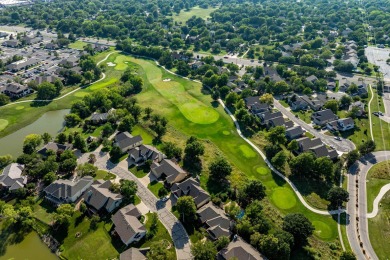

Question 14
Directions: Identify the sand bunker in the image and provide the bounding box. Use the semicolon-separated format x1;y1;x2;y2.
163;78;171;82
106;62;116;67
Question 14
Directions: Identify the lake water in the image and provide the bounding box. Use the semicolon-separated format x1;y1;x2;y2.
0;232;57;260
0;109;69;157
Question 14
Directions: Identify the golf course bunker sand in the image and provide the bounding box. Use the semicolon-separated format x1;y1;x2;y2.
0;119;9;131
163;78;171;82
313;221;333;239
272;187;297;209
107;62;116;67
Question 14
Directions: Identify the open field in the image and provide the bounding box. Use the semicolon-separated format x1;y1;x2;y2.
368;192;390;260
68;41;88;50
170;6;218;23
370;88;390;151
366;160;390;212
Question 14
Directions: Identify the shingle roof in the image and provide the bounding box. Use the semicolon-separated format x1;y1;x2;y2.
0;163;26;190
286;126;304;138
44;176;93;202
296;137;323;152
219;237;265;260
112;204;145;245
312;109;337;122
151;159;186;184
119;248;147;260
171;178;210;208
115;132;143;151
84;180;123;212
38;142;73;157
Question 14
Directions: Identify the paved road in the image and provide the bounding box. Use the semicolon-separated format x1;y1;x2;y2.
365;46;390;81
347;151;390;260
273;99;356;153
78;152;192;260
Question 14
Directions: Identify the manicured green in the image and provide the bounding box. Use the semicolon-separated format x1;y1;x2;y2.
366;160;390;212
256;166;270;175
68;41;88;50
171;6;218;23
368;192;390;260
0;119;8;131
312;221;333;240
271;187;297;210
239;144;257;158
148;180;164;198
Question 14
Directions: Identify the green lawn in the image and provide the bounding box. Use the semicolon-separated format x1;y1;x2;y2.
129;165;149;178
170;6;218;23
132;125;154;145
369;87;390;151
147;180;164;198
128;56;340;250
368;192;390;260
95;170;116;181
68;41;88;50
366;160;390;213
279;100;289;108
33;199;56;225
292;110;312;124
139;213;176;258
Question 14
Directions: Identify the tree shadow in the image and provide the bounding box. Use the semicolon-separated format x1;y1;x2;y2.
75;214;85;227
30;101;51;107
289;174;332;201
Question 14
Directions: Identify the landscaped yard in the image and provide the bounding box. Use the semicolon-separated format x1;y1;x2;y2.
147;180;164;198
170;6;218;23
292;109;312;124
129;165;149;178
94;170;116;181
366;160;390;212
368;192;390;260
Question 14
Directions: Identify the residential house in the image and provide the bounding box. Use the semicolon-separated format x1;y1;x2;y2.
90;108;115;124
59;56;79;68
348;101;365;117
83;180;123;213
267;116;294;129
3;83;32;98
112;204;146;246
197;203;231;240
44;42;59;50
93;44;108;52
218;236;266;260
0;163;27;191
6;58;40;72
289;95;309;111
119;248;147;260
151;159;187;185
309;144;338;160
189;61;204;70
257;111;283;125
35;75;60;85
171;178;210;208
129;145;165;165
306;75;318;84
327;117;355;132
327;81;336;91
114;132;143;153
296;137;323;153
311;109;338;126
22;35;42;45
38;142;73;157
341;28;353;37
285;126;304;140
2;40;20;48
300;95;325;111
44;176;94;205
244;96;270;114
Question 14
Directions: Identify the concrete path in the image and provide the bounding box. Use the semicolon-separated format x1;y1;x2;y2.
0;51;119;108
367;183;390;218
78;152;192;260
273;99;356;153
368;85;375;140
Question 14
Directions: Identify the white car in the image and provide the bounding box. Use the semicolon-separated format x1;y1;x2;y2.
334;136;341;141
161;197;169;202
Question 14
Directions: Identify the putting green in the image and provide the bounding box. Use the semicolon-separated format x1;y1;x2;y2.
89;78;117;90
0;119;8;131
313;221;333;240
272;187;297;209
256;166;270;175
239;145;257;158
15;106;24;110
222;131;230;135
114;55;131;71
74;91;89;97
129;56;219;124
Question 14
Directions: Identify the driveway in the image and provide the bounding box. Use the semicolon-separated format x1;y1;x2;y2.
273;99;356;153
78;152;192;260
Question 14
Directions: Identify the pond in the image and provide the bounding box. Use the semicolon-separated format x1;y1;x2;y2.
0;232;57;260
0;109;69;157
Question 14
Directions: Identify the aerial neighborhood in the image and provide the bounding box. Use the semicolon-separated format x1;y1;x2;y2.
0;0;390;260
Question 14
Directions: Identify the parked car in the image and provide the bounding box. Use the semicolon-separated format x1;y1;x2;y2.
334;136;341;141
161;197;169;202
378;112;384;116
373;112;379;117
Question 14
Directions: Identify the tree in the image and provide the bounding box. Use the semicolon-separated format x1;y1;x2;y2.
260;93;274;105
346;150;360;167
118;115;135;132
0;155;13;169
161;142;182;159
340;95;352;108
209;157;232;180
328;187;349;207
184;137;205;159
273;81;289;95
102;123;114;138
147;241;174;260
272;151;287;169
176;61;190;76
84;71;94;83
37;82;57;100
340;251;356;260
358;140;376;156
258;234;291;260
53;204;74;227
287;140;299;152
64;113;82;127
77;163;98;177
23;134;42;153
73;134;87;152
59;158;77;173
41;133;52;144
314;156;334;179
90;215;100;230
266;126;287;145
149;212;159;235
158;186;169;198
215;236;230;250
289;152;316;176
144;107;153;120
282;213;314;245
238;180;266;207
0;93;10;106
191;240;217;260
176;196;197;223
225;92;239;107
120;179;137;202
324;100;339;114
43;172;57;185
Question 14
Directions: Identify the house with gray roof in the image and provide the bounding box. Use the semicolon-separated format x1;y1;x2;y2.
35;75;60;85
244;96;270;114
311;109;338;126
6;58;40;72
0;163;26;191
22;35;42;45
119;248;147;260
90;108;115;124
151;159;187;185
38;142;73;157
327;117;354;132
306;75;318;84
197;203;231;240
114;132;143;153
112;204;146;246
257;111;283;125
171;178;210;208
129;144;165;165
300;95;325;111
296;137;323;153
218;236;265;260
59;56;79;68
2;40;20;48
286;126;304;140
289;95;309;111
348;101;365;117
4;83;32;98
44;176;94;205
83;180;123;213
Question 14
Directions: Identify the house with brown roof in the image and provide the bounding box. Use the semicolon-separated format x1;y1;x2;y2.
151;159;187;185
0;163;27;191
171;178;210;208
218;236;265;260
83;180;123;213
111;204;146;246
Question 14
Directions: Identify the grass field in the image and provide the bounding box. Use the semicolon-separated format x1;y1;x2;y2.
171;6;218;23
292;109;312;124
68;41;88;50
95;170;116;181
148;180;164;198
129;165;149;178
366;160;390;212
369;87;390;151
368;192;390;260
128;56;340;250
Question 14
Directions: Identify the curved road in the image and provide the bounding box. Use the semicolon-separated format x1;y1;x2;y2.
78;152;192;260
0;51;119;108
273;99;356;153
347;151;390;260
